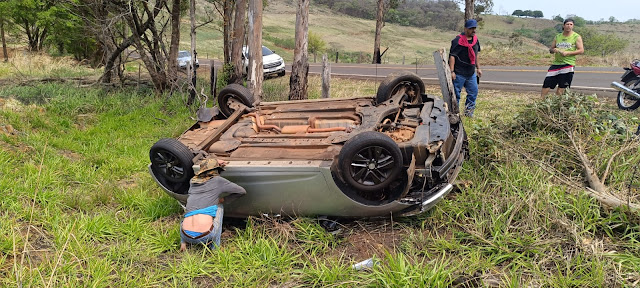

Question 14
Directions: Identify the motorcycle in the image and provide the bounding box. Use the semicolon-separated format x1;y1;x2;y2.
612;59;640;110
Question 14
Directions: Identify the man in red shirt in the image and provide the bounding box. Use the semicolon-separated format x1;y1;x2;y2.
449;19;483;117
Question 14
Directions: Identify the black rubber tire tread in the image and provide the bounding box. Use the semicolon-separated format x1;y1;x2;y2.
218;83;255;117
376;71;425;104
149;138;195;184
338;131;403;192
616;78;640;110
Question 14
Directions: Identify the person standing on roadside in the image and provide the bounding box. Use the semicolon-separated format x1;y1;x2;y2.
449;19;482;117
541;18;584;97
180;158;246;251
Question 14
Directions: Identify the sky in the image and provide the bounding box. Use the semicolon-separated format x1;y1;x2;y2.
488;0;638;22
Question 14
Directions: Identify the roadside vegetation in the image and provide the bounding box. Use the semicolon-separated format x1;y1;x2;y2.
1;54;640;286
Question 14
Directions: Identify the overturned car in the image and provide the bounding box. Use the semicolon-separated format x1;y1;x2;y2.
149;71;467;218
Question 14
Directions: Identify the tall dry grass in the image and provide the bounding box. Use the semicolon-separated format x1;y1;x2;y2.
0;50;99;79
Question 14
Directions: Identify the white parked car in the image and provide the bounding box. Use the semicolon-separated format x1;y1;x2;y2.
242;46;286;78
177;50;199;69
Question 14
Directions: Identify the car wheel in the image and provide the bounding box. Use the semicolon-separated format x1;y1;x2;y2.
375;71;425;104
339;131;403;193
218;83;255;117
150;138;194;184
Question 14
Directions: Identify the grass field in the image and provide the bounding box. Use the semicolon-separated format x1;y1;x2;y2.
1;54;640;286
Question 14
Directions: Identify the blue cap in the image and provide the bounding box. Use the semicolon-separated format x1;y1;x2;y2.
465;19;478;28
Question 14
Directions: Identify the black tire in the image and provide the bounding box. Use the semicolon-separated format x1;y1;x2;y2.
218;84;255;117
376;71;425;104
617;78;640;110
150;138;194;184
338;131;403;193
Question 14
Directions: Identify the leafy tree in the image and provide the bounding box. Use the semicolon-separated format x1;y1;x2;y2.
567;15;586;27
512;9;523;17
475;0;492;14
5;0;60;51
43;3;88;57
522;10;532;17
532;10;543;18
553;14;563;22
609;16;617;23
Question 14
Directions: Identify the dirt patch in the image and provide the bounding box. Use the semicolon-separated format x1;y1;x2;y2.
0;124;16;136
59;149;83;162
219;216;411;263
336;220;410;261
0;97;26;112
0;140;35;155
9;221;56;268
191;276;222;287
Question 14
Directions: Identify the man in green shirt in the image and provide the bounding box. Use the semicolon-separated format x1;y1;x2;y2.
541;18;585;98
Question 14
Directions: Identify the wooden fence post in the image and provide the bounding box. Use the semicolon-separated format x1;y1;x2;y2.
214;61;218;99
322;53;330;98
138;63;141;88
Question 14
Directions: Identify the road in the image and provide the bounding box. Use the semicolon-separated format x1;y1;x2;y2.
202;59;621;97
302;63;620;97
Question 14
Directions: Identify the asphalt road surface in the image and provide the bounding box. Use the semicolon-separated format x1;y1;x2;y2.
202;59;621;97
302;63;620;97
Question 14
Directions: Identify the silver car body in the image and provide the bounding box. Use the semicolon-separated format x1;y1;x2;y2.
149;77;466;218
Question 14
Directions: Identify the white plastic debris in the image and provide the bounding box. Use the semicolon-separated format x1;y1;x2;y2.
352;258;376;270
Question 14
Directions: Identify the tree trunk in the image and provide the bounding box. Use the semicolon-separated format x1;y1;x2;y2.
372;0;384;64
1;22;7;62
188;0;197;105
223;0;233;63
289;0;309;100
167;0;181;88
247;0;263;103
230;0;247;84
37;28;47;51
25;20;35;51
465;0;474;22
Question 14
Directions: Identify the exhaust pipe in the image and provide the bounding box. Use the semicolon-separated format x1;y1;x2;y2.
611;81;640;100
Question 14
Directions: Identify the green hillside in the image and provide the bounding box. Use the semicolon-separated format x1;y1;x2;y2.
184;0;637;67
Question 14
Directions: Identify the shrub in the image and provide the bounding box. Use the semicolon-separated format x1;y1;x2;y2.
504;16;515;24
575;27;628;56
308;31;326;55
537;27;559;46
216;62;234;90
